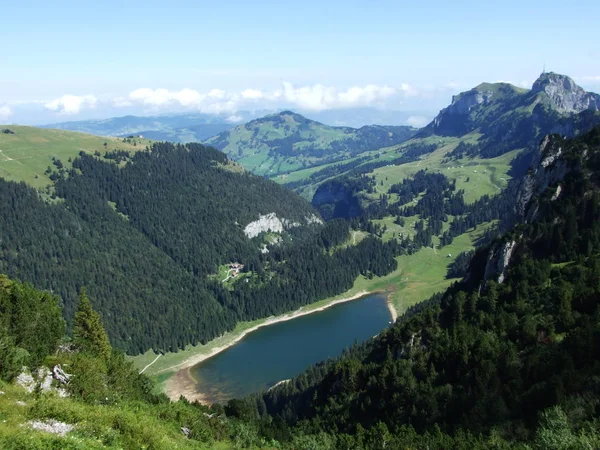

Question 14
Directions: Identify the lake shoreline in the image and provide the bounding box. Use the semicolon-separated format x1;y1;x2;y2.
165;290;392;403
387;295;398;323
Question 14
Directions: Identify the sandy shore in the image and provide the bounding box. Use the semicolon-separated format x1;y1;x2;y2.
164;290;374;402
387;297;398;323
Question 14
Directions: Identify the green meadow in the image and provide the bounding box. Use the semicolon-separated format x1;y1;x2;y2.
0;126;151;188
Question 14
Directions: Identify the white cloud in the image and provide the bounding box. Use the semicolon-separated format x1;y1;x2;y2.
406;115;429;128
279;82;398;111
32;81;439;119
399;83;419;97
241;89;264;100
122;82;425;114
226;114;244;123
0;105;12;120
44;95;97;115
112;97;133;108
129;88;175;106
207;89;225;99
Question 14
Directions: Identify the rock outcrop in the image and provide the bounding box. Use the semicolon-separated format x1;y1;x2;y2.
516;134;574;221
484;239;518;284
532;72;600;114
435;86;496;121
244;213;285;238
16;366;70;397
243;212;322;239
28;420;74;436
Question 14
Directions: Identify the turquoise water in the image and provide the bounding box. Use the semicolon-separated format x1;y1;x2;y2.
190;294;391;403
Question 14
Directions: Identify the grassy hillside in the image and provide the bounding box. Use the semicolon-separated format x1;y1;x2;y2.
288;133;518;205
204;111;417;177
0;126;150;187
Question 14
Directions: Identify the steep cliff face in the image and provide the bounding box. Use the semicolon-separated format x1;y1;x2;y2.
427;74;600;151
532;72;600;114
516;134;575;221
485;127;600;284
437;87;496;118
430;83;521;136
483;239;518;284
243;212;323;238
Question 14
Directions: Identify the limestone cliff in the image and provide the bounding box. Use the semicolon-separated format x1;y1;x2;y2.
516;134;576;221
483;239;518;284
532;72;600;114
243;212;322;238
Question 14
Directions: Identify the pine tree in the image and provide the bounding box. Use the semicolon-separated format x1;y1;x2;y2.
73;288;112;361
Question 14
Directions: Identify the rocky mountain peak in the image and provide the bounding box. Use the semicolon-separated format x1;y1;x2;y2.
531;72;600;114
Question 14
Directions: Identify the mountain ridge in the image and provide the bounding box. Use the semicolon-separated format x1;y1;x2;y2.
204;110;418;176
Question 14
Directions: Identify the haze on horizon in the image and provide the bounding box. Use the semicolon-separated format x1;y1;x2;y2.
2;0;599;125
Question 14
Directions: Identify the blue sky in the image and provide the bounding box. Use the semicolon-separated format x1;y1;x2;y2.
1;0;599;124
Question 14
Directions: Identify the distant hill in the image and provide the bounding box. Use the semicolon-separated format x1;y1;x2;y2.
203;110;418;176
302;107;434;128
41;113;244;143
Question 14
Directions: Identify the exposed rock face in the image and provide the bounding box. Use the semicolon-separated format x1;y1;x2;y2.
435;87;495;121
516;134;573;221
29;420;74;436
244;213;284;238
16;366;70;397
532;72;600;114
16;370;35;393
243;212;322;238
305;214;324;225
484;240;517;284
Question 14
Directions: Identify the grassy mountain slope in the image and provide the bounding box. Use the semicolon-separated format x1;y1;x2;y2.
283;73;600;206
0;276;260;449
0;126;150;187
204;111;417;176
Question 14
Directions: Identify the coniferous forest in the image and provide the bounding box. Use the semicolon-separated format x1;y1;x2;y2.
225;126;600;448
0;142;404;354
2;127;600;448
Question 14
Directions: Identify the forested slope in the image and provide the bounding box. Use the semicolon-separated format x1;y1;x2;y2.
0;141;404;354
231;126;600;448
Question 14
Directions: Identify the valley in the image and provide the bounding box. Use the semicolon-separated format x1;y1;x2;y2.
2;71;600;449
4;2;600;447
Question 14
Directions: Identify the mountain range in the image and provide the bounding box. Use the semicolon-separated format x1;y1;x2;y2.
41;108;433;143
306;73;600;218
41;113;244;142
2;107;600;448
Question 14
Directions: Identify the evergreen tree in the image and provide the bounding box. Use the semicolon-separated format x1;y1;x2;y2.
73;288;111;361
